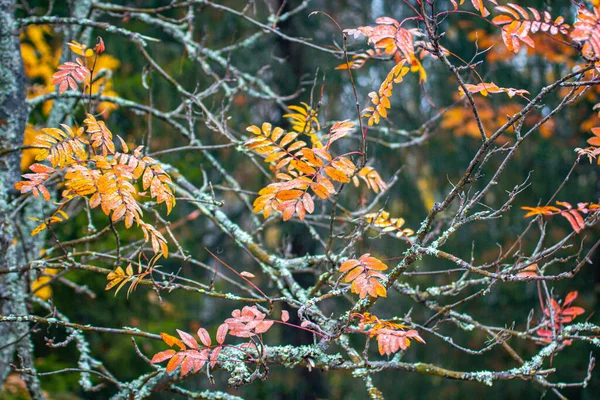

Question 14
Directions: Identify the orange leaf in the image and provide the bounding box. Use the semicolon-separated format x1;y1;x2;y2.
161;332;186;350
151;349;176;363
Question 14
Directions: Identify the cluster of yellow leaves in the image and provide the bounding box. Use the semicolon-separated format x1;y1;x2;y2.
365;211;414;238
522;201;600;234
492;3;569;53
104;263;155;297
31;268;59;300
340;254;388;299
20;27;120;116
15;113;174;259
283;103;322;147
245;115;386;221
28;208;69;237
353;312;425;356
362;61;410;126
353;166;387;193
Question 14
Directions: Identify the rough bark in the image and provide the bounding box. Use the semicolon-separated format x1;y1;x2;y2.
0;1;44;397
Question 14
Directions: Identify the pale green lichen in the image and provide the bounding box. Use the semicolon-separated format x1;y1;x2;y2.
469;370;494;386
456;321;475;331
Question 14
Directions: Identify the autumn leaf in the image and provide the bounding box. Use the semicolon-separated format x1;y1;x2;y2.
537;291;585;345
458;0;498;17
160;332;186;351
458;82;529;98
521;205;560;217
376;328;425;356
353;167;387;194
52;58;90;94
522;201;598;234
283;103;322;147
364;211;414;238
151;350;176;363
225;306;274;337
571;6;600;58
84;114;115;156
327;120;355;147
177;329;199;349
352;313;425;356
15;163;55;201
363;61;410;126
340;254;389;299
493;4;569;53
588;127;600;147
216;324;228;345
31;125;88;168
197;328;211;347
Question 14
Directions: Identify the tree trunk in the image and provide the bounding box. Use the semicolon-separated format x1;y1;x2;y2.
0;1;44;397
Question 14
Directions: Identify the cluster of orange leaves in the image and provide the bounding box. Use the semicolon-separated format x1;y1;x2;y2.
536;291;585;345
572;6;600;59
458;82;529;99
342;16;428;82
15;41;174;262
485;2;600;60
441;98;523;140
152;306;281;377
245;108;386;221
492;3;570;53
340;253;389;299
515;288;586;346
353;313;425;356
513;267;586;346
151;325;228;377
522;201;600;234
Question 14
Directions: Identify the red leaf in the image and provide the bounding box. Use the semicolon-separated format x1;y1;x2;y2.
536;328;553;339
193;349;210;373
52;58;90;94
255;320;274;334
562;306;585;317
197;327;211;347
180;356;194;376
216;323;228;345
560;210;584;233
281;310;290;322
177;329;198;349
563;291;578;307
151;349;176;363
94;36;105;54
210;346;222;369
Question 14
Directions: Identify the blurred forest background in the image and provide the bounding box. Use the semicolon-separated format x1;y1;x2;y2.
4;0;600;399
